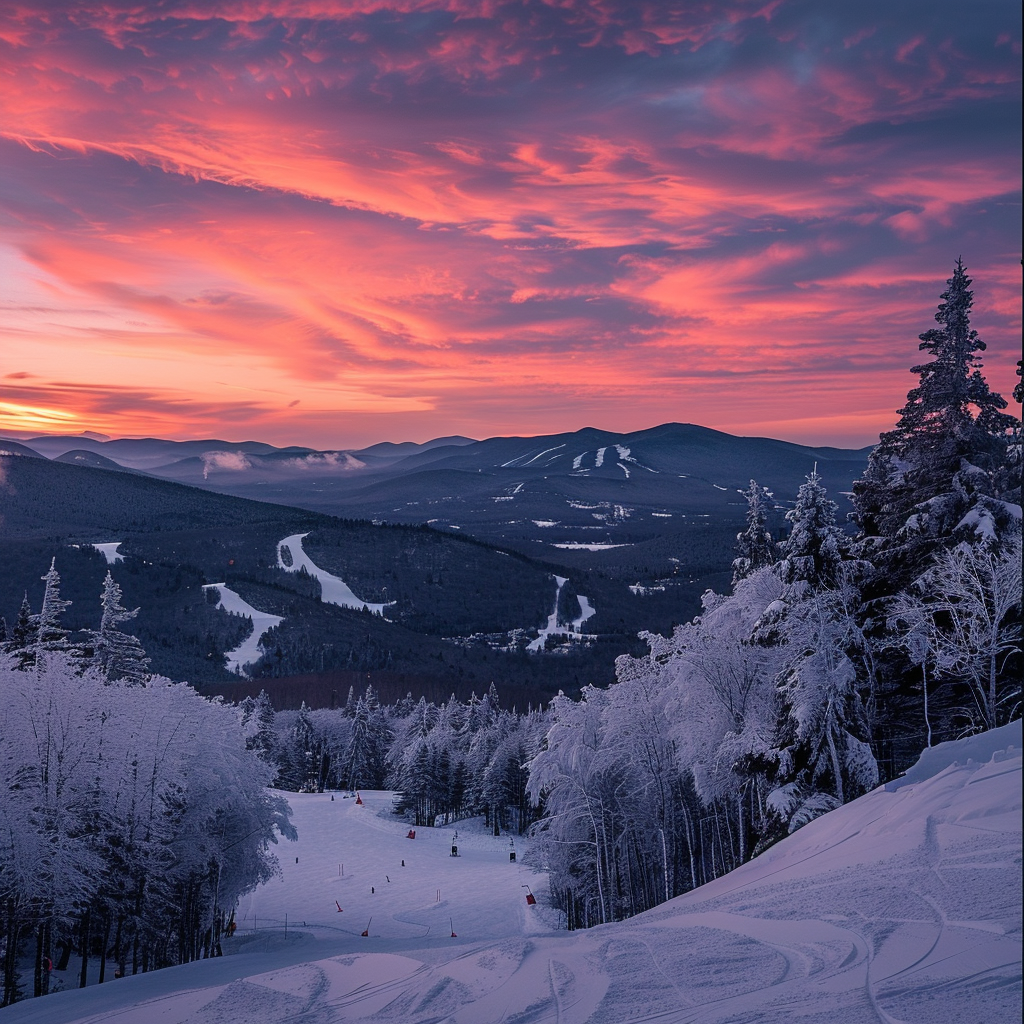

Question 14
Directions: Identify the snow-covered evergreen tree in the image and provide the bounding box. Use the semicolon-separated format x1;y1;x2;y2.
88;572;150;685
341;686;392;789
769;584;877;825
848;262;1021;759
240;690;277;764
732;480;776;584
31;560;73;666
780;467;846;589
852;260;1019;589
2;595;37;669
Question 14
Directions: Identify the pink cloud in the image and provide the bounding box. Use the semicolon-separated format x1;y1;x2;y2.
0;1;1019;448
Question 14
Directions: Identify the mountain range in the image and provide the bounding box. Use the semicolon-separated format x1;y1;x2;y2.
0;423;872;705
3;423;871;576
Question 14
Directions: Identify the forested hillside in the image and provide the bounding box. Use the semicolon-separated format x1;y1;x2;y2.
0;458;682;694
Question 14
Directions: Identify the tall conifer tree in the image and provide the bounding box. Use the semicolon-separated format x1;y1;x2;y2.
3;595;38;668
853;260;1018;588
781;467;846;590
89;572;150;684
34;560;73;664
733;480;777;584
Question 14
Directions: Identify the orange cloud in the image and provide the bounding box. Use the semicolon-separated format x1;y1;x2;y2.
0;1;1019;448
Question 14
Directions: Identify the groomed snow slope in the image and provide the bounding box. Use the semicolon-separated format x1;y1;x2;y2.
6;723;1020;1024
202;584;284;676
276;533;390;615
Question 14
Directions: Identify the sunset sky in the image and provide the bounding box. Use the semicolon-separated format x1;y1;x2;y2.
1;0;1020;450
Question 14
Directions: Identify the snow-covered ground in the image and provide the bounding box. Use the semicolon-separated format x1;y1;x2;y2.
551;542;630;551
91;542;124;564
236;792;551;943
6;723;1020;1024
276;533;390;614
527;576;596;651
203;583;284;676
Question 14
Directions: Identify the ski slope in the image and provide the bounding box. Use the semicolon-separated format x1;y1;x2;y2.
527;575;596;650
276;533;390;614
6;723;1020;1024
202;583;284;676
91;542;124;564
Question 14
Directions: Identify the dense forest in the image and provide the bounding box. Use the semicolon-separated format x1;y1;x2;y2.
0;486;720;697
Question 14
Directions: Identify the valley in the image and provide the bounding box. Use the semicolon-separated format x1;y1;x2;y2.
0;452;690;702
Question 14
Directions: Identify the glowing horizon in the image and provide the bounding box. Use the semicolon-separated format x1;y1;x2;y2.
1;1;1020;451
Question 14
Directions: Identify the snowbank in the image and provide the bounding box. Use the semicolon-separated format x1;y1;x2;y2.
5;726;1020;1024
885;718;1020;790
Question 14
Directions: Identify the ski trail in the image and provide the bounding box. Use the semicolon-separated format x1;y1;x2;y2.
548;958;563;1024
277;533;390;615
528;577;596;651
637;936;694;1009
92;542;124;564
203;583;283;677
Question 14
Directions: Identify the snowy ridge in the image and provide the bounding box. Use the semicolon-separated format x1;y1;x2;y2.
203;584;284;677
277;534;390;615
11;723;1019;1023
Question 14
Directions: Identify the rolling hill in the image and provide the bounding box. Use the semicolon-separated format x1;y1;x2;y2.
0;455;694;702
3;423;872;580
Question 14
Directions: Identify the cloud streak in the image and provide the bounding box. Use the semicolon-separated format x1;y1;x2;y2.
0;0;1019;447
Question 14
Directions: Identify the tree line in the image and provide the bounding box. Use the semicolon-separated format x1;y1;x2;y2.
243;682;546;836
